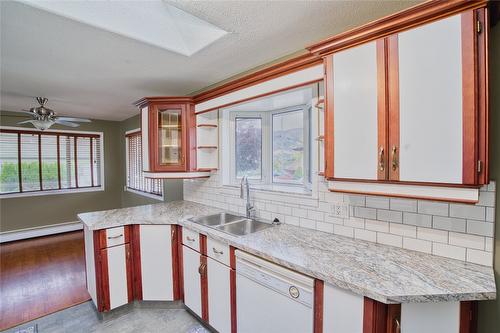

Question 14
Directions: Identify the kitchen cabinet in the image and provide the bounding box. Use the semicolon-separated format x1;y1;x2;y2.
207;257;231;333
325;8;488;187
135;225;175;301
101;243;133;311
133;97;210;179
182;244;204;318
323;283;364;332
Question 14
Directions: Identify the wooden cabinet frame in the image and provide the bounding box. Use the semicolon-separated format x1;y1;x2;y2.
134;97;198;173
323;6;489;187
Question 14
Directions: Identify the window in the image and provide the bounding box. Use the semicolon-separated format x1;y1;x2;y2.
126;130;163;199
0;128;103;197
229;106;311;190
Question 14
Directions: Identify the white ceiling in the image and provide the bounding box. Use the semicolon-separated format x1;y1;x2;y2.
0;0;419;121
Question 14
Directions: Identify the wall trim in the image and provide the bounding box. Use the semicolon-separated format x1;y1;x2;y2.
0;221;83;243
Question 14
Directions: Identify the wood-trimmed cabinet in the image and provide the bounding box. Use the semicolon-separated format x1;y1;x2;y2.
84;224;180;312
324;8;489;187
133;97;210;179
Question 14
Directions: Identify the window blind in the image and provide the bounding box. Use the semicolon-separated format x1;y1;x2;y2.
0;129;102;195
126;131;162;197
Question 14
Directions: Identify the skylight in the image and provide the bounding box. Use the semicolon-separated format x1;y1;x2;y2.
21;0;228;56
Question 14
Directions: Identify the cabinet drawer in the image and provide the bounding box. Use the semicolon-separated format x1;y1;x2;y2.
99;226;130;249
207;237;229;266
182;228;200;252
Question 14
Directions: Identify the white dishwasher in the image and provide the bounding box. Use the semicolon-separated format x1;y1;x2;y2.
236;250;315;333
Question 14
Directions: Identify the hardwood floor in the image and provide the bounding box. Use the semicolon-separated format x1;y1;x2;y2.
0;231;90;330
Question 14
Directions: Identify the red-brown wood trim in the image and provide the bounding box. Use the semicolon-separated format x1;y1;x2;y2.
0;128;100;138
363;297;388;333
38;134;42;190
200;255;209;322
56;135;61;189
324;56;334;179
229;246;237;333
327;177;480;189
124;225;131;244
377;38;389;181
386;304;401;333
74;136;79;188
98;230;107;249
93;230;105;312
177;226;185;301
193;53;322;104
200;234;207;256
195;79;323;115
462;10;478;185
125;243;134;303
90;137;94;187
171;225;181;300
313;280;324;333
131;225;143;301
149;103;190;173
387;34;400;181
329;188;478;204
100;247;111;311
133;96;194;108
477;7;489;185
460;301;478;333
187;103;198;172
307;0;488;56
197;124;218;128
17;133;22;192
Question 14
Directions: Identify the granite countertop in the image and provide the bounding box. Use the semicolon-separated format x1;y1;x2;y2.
78;201;496;304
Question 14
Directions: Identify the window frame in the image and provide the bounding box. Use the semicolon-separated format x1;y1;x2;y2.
125;129;164;201
0;126;105;198
229;105;311;190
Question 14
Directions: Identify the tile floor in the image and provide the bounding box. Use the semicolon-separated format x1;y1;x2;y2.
3;301;211;333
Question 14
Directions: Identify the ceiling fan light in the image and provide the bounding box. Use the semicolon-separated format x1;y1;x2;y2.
31;119;55;131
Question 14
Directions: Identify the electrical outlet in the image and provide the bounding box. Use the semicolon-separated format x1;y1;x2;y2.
331;202;349;219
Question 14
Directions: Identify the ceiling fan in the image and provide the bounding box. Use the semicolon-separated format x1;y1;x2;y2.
18;97;92;130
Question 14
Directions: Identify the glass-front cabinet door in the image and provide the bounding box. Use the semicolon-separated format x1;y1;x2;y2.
158;107;183;167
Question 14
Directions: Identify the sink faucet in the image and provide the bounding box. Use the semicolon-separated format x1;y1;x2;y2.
240;175;254;218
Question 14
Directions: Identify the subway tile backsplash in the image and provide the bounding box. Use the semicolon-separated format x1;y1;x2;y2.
184;174;496;266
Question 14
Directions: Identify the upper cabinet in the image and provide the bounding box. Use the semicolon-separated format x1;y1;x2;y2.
323;8;488;187
134;97;210;178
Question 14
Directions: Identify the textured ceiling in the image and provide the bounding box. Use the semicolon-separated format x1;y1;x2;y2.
1;0;420;121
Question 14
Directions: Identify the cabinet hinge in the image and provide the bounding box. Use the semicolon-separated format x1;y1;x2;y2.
476;20;482;34
477;160;483;173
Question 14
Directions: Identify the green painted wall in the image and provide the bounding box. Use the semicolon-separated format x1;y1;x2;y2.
477;22;500;333
0;111;123;232
0;112;183;233
119;114;183;208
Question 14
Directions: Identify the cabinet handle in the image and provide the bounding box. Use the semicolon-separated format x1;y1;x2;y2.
198;263;207;276
108;234;123;239
378;146;385;171
395;318;401;333
186;236;195;242
212;247;224;255
391;145;399;171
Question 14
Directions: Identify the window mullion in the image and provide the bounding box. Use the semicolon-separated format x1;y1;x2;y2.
57;135;61;189
18;133;23;193
74;136;79;188
90;137;94;187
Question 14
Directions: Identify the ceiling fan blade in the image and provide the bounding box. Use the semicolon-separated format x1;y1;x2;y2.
56;117;92;123
17;120;34;125
20;110;36;115
54;119;80;127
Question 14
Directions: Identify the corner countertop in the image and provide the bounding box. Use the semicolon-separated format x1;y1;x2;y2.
78;200;496;304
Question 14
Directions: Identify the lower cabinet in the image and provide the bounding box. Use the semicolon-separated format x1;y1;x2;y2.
100;243;133;311
207;257;231;333
183;244;203;318
323;283;364;333
137;225;175;301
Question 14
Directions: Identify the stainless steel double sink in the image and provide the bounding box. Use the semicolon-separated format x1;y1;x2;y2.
188;213;273;236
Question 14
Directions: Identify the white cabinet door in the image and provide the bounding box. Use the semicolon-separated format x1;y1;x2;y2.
323;283;364;333
104;243;130;310
183;245;202;317
332;40;379;180
140;225;174;301
207;257;231;333
401;302;460;333
396;14;463;183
